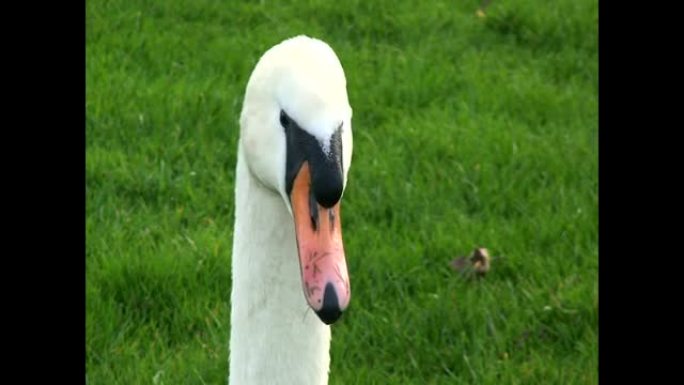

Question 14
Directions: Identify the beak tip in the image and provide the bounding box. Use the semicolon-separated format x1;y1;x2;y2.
314;282;344;325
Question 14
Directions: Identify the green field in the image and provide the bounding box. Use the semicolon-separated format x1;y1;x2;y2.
86;0;598;384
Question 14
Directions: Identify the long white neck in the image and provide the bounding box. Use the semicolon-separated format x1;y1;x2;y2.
229;144;331;385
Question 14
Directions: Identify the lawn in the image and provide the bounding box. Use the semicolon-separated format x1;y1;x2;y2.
86;0;598;384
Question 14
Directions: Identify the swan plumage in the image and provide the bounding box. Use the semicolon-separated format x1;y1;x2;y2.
229;35;353;385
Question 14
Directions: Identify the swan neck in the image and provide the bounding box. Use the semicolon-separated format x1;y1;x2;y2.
229;144;331;385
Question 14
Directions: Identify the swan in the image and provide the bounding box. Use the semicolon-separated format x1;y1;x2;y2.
229;35;354;385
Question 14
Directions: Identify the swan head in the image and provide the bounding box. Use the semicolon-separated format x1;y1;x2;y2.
239;36;353;325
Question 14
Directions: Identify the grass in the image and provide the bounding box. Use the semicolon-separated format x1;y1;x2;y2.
86;0;598;384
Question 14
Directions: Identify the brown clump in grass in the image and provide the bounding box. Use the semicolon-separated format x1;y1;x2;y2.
450;247;492;278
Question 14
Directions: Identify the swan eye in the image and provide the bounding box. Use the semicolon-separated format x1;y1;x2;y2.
280;110;291;129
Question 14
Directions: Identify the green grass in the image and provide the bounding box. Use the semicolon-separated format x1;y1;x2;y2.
86;0;598;384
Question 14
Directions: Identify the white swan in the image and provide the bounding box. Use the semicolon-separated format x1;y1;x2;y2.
229;35;354;385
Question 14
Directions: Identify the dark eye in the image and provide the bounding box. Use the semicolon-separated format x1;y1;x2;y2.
280;110;290;128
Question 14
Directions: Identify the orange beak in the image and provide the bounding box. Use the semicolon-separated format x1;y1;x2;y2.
290;161;350;324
